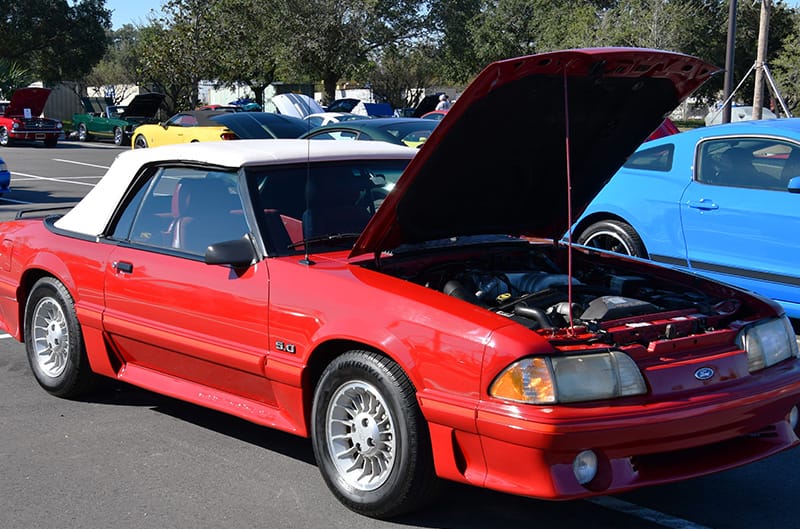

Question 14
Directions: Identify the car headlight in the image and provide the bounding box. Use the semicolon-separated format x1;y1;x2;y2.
490;351;647;404
11;122;18;130
56;122;63;129
737;317;799;372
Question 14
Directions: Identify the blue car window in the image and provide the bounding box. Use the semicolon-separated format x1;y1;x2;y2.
623;144;674;172
698;139;798;191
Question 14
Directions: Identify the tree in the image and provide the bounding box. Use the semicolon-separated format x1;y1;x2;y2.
0;60;33;100
207;0;288;108
84;25;143;104
0;0;111;85
279;0;430;104
366;43;441;109
135;0;219;113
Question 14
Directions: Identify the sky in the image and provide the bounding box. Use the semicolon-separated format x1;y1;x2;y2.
105;0;163;29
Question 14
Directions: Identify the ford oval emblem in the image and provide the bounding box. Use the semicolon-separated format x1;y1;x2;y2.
694;367;715;381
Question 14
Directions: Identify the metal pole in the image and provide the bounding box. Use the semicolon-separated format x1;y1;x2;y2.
723;0;738;124
753;0;772;120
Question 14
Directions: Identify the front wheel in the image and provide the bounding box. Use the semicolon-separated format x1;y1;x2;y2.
77;123;89;142
311;351;437;518
113;127;124;146
577;219;647;258
24;277;94;398
0;127;10;146
133;135;148;149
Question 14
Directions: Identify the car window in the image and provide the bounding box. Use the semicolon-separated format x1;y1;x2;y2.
168;114;199;127
309;130;359;141
246;159;410;254
111;166;248;256
697;138;800;191
622;144;674;172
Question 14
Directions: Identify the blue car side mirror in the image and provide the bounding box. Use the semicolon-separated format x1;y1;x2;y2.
788;176;800;194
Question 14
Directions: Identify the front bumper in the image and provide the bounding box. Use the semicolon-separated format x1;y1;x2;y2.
10;130;60;140
471;369;800;499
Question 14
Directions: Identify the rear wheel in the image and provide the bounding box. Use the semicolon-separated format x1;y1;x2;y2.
577;219;647;257
311;351;437;518
24;277;94;398
133;135;148;149
113;127;124;146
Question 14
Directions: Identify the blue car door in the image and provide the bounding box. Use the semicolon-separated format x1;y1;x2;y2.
680;137;800;317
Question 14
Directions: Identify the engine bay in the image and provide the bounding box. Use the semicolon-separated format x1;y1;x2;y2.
374;241;749;347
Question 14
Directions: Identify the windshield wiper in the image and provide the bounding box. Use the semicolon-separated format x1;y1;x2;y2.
288;233;361;249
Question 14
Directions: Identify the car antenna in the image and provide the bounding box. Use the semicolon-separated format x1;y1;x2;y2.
562;66;576;335
300;125;315;266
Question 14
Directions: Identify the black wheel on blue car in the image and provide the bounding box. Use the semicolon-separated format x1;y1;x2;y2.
113;127;124;146
24;277;94;398
311;350;438;518
577;219;648;258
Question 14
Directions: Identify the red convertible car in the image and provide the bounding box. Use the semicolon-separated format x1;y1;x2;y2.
0;87;63;147
1;49;799;519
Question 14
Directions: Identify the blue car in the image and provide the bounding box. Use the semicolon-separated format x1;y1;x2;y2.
0;156;10;195
573;118;800;321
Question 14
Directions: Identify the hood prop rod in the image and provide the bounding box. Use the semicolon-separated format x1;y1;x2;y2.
563;66;576;335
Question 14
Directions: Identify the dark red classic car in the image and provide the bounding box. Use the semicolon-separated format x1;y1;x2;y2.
0;49;799;519
0;87;63;147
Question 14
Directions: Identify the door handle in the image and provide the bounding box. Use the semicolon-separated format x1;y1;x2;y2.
687;199;719;210
112;261;133;274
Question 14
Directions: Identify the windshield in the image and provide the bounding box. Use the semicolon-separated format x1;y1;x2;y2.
247;159;411;255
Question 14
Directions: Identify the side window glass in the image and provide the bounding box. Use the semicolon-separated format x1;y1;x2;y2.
622;144;674;172
698;139;797;190
119;167;249;256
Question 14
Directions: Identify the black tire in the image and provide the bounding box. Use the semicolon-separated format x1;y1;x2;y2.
113;127;124;146
577;219;648;258
0;127;10;146
24;277;94;398
133;134;148;149
311;351;438;518
77;123;89;142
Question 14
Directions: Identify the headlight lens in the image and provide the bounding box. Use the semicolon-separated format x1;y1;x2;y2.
737;317;799;372
490;351;647;404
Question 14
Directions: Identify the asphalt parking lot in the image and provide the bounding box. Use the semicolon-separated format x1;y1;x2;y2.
1;140;799;529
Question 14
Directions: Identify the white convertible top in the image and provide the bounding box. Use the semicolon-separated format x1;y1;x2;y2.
55;139;417;236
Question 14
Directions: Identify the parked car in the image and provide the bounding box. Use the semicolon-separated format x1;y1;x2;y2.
304;112;371;129
132;111;308;148
421;110;448;121
209;111;308;140
0;87;62;147
301;117;438;148
73;93;165;146
270;93;324;118
3;49;800;520
0;155;11;195
573;118;800;321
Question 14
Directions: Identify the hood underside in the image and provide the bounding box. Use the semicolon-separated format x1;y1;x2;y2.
6;87;52;117
122;93;165;118
351;48;717;258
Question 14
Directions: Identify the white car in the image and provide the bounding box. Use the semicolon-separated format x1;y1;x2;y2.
304;112;371;129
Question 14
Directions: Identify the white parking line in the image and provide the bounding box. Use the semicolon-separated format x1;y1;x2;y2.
53;159;111;170
9;171;97;186
0;333;12;339
587;497;713;529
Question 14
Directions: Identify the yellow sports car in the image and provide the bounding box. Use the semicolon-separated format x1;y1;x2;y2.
131;110;236;148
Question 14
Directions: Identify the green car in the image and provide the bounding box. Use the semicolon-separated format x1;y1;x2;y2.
73;93;164;146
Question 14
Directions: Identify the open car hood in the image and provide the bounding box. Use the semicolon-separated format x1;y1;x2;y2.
351;48;717;259
121;93;165;118
5;87;51;117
